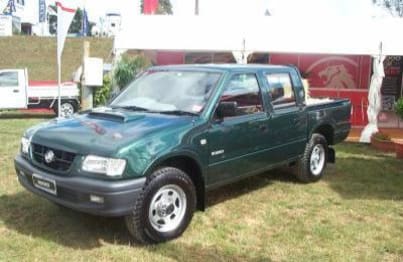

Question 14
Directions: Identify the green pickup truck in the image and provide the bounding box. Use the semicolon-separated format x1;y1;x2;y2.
15;64;351;243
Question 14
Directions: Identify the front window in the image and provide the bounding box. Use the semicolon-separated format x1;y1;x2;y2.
0;72;19;87
217;73;263;118
110;70;222;114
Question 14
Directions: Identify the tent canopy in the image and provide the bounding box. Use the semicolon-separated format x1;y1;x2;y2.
114;16;403;57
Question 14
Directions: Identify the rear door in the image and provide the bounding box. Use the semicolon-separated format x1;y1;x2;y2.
0;69;27;109
263;70;307;160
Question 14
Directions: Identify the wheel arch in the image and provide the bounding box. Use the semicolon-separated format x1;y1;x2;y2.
310;122;335;145
145;152;206;211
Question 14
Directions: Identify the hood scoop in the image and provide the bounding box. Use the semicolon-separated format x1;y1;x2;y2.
88;110;145;123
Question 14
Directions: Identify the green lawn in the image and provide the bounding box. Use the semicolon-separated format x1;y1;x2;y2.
0;119;402;261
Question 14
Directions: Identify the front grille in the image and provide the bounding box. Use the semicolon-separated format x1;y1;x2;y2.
31;143;76;172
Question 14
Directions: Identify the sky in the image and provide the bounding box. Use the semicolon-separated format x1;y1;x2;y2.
48;0;386;24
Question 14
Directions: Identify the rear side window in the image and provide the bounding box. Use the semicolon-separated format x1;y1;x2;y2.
265;73;296;108
0;72;19;87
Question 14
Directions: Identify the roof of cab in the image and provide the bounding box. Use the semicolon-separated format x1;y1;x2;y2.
150;64;293;72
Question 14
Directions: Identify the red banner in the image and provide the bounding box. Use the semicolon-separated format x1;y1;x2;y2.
143;0;159;14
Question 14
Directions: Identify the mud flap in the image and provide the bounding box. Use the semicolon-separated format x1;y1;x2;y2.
327;147;335;163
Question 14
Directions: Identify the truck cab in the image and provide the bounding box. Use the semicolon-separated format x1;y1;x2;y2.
0;69;28;109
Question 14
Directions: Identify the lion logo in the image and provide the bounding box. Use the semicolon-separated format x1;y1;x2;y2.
318;64;357;89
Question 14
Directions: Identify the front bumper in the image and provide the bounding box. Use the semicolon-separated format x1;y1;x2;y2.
14;154;146;217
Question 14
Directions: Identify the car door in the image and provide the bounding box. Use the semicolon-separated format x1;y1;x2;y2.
206;73;272;186
264;71;307;161
0;70;27;109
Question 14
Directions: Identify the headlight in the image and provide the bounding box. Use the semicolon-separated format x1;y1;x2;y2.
82;155;126;177
21;137;30;154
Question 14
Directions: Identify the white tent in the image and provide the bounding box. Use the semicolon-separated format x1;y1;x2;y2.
114;16;403;56
114;16;403;142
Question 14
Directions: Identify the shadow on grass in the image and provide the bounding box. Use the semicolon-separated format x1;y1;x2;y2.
0;170;290;252
0;192;131;249
0;190;272;260
324;143;403;200
207;168;297;207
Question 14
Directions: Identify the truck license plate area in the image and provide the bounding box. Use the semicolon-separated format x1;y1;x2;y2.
32;174;57;195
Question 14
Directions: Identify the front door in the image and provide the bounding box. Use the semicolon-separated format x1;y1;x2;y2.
0;70;27;109
207;73;271;186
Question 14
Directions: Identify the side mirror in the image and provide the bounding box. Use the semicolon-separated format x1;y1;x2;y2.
216;101;237;120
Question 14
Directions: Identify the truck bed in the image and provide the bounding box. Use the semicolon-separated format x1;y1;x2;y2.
28;81;79;98
306;98;351;145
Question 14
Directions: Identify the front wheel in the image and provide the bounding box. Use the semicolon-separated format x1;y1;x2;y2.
294;133;328;183
125;167;196;244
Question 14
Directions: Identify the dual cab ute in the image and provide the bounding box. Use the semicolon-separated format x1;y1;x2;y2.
15;64;351;243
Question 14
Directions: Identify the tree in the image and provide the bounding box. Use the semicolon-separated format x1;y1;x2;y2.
68;8;83;34
113;54;150;89
373;0;403;17
47;5;84;35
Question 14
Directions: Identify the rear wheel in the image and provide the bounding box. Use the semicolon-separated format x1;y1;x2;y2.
53;101;77;117
295;133;328;183
125;167;196;244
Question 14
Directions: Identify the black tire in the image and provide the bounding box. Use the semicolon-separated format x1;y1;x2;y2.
53;100;78;117
125;167;196;244
295;133;328;183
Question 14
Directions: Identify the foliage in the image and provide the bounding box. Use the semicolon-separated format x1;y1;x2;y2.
373;0;403;17
94;75;112;107
372;131;392;141
113;54;149;89
48;5;84;34
156;0;173;14
395;97;403;119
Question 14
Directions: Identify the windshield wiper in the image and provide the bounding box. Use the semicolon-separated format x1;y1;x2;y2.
111;105;150;112
157;110;199;116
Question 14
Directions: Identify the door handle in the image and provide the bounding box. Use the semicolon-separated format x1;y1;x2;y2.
13;89;19;93
259;124;268;132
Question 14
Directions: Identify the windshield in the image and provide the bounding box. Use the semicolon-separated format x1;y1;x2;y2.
110;70;222;115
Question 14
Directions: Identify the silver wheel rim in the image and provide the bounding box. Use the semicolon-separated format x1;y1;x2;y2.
310;144;325;176
60;103;74;117
148;184;187;233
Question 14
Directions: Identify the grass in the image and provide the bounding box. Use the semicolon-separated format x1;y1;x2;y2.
0;119;402;261
0;36;113;81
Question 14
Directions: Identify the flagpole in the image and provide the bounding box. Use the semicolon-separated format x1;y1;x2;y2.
57;59;61;117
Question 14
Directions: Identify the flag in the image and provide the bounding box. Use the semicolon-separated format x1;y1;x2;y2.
39;0;46;22
56;1;77;65
82;8;89;37
2;0;16;15
56;1;77;117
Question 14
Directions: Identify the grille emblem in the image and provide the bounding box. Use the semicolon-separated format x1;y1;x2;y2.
44;150;55;164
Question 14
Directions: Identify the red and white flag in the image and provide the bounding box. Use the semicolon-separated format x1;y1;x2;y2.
56;1;77;117
56;1;77;65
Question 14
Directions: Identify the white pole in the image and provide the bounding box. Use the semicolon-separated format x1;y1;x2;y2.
58;60;61;117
